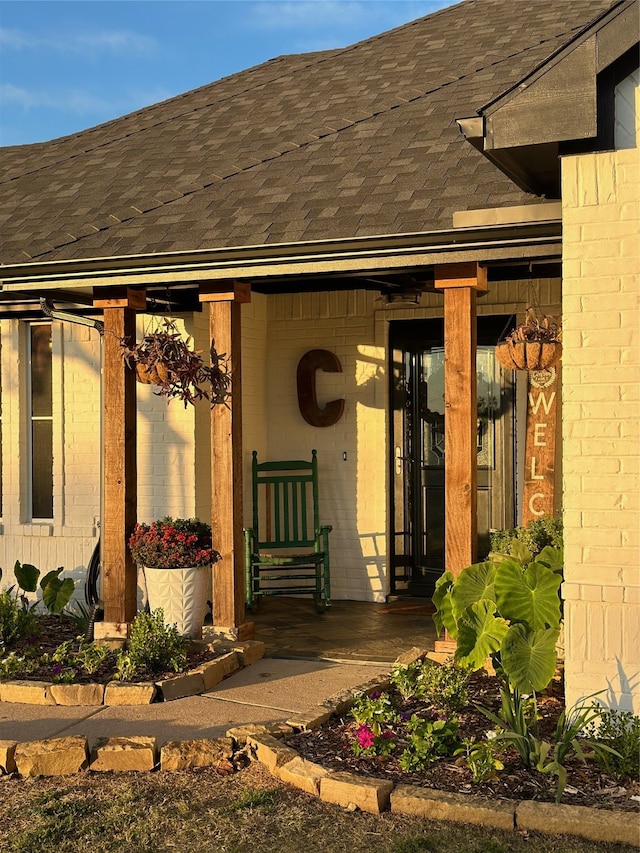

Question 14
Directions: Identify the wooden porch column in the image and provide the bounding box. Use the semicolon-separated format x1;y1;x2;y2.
93;287;145;630
434;263;487;580
200;282;254;640
433;263;486;654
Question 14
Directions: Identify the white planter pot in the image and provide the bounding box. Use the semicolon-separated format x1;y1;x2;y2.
143;565;210;639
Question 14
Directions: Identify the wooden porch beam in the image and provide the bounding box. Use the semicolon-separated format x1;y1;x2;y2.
204;294;254;639
95;288;144;627
199;281;251;303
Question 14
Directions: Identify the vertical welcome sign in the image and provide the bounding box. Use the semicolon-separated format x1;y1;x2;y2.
522;368;558;525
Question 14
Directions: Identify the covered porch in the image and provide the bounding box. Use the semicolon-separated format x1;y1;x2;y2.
249;596;437;664
0;215;563;644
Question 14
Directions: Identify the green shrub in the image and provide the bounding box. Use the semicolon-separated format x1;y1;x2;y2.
1;561;75;618
390;658;471;712
0;650;36;679
454;737;504;782
398;714;459;771
432;544;563;694
490;516;563;559
350;691;398;734
585;708;640;780
115;609;189;680
478;687;619;802
0;589;36;652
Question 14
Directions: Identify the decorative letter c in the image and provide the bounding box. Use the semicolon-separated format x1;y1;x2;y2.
297;349;345;427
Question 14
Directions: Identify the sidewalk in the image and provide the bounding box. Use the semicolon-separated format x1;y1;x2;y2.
0;597;436;749
0;657;389;749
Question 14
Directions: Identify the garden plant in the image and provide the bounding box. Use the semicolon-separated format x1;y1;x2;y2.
286;518;638;809
0;558;216;686
119;317;231;408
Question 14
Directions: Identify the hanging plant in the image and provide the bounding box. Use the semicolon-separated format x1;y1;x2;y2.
495;307;562;371
119;318;231;408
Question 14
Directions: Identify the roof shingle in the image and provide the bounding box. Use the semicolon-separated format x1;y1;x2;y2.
0;0;620;265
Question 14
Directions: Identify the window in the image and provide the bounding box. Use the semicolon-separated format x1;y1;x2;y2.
28;323;53;519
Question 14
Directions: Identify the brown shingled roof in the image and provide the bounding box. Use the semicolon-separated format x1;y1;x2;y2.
0;0;619;266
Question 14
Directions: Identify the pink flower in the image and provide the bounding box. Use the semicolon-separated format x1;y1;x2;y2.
128;517;220;569
354;724;375;749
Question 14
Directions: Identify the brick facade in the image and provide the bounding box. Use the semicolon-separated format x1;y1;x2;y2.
0;314;208;604
0;283;561;607
561;75;640;713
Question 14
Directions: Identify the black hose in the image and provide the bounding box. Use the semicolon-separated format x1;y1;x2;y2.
85;538;101;606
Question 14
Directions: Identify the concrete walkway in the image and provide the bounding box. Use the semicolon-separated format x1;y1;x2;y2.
0;597;436;749
0;657;389;749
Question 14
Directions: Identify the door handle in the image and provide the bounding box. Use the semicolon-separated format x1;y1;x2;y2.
395;446;403;475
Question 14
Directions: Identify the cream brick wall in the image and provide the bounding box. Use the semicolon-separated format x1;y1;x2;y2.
0;319;101;598
136;314;200;522
0;279;569;613
561;79;640;713
240;293;269;520
0;313;206;607
258;282;552;602
265;290;384;601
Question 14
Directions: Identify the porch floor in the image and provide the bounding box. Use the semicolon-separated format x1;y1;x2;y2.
250;597;437;663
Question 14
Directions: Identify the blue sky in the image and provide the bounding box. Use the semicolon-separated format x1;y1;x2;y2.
0;0;455;147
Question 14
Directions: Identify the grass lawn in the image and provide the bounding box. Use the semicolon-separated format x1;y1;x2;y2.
0;763;635;853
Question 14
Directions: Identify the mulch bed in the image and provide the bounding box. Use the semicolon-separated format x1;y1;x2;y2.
284;672;640;813
7;619;639;814
3;614;220;685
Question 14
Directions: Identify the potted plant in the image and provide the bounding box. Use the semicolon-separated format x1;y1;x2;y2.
120;318;231;408
128;517;221;638
495;307;562;371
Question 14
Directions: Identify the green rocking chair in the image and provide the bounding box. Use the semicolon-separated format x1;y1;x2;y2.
244;450;332;613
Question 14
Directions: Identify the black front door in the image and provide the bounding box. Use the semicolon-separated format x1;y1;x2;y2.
389;318;515;598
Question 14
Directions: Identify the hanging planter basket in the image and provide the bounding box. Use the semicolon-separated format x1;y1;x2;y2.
119;317;231;407
495;339;562;371
496;308;562;372
135;361;171;386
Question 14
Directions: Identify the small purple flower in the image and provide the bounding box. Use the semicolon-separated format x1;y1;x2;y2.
27;636;37;646
52;664;63;675
400;711;412;721
369;691;381;700
380;729;395;740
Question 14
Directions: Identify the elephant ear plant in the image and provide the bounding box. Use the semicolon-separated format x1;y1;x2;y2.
13;561;75;616
432;541;563;694
0;561;75;652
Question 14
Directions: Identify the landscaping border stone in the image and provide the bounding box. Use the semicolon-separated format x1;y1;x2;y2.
90;736;157;772
0;650;637;848
0;740;17;774
160;737;234;772
14;736;89;777
320;770;394;815
0;640;264;706
391;784;515;831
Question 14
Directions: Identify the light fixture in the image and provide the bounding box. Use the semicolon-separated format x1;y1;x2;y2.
377;287;422;305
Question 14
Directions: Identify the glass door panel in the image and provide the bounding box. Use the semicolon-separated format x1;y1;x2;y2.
390;318;514;597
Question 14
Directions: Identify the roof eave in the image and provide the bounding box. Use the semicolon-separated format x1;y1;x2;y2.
0;221;563;295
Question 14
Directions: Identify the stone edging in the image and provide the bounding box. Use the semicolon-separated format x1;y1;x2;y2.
0;641;266;706
0;646;637;848
247;674;640;849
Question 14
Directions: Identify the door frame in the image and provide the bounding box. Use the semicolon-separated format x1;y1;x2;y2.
387;314;516;598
